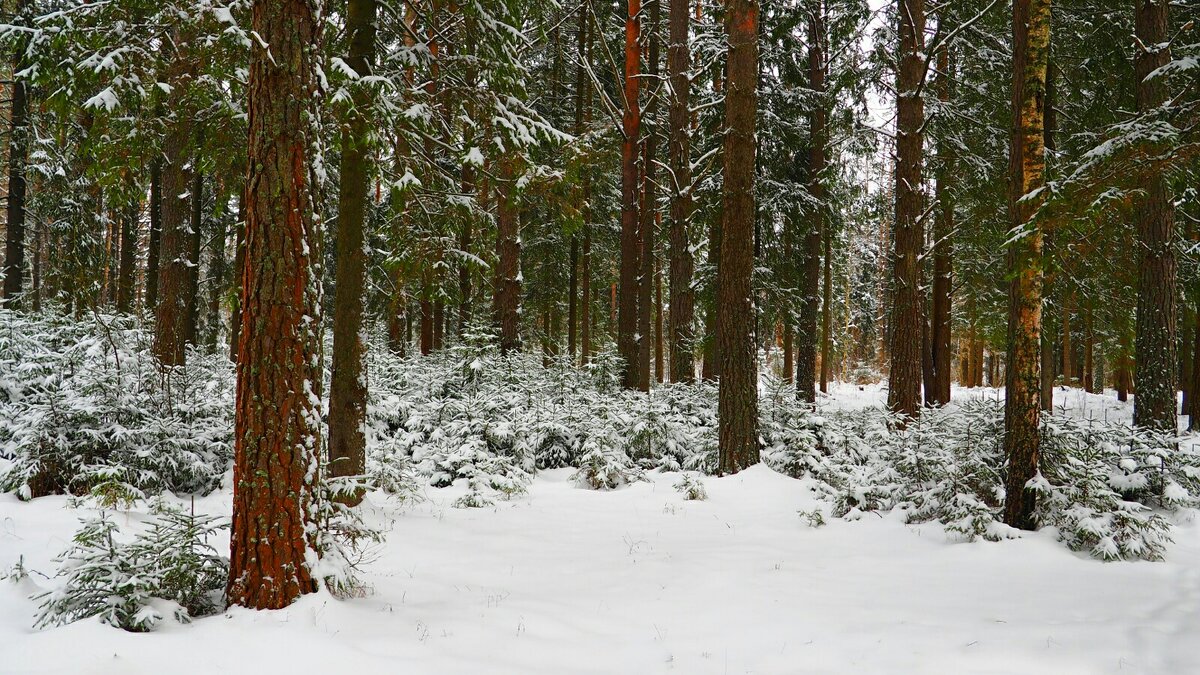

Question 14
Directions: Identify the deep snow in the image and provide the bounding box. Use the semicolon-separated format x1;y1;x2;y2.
2;384;1198;675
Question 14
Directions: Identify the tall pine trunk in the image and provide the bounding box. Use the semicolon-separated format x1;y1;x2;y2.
1132;0;1177;434
328;0;376;497
2;1;28;309
887;0;925;421
928;41;953;406
1003;0;1051;531
145;161;163;312
619;0;642;388
716;0;759;475
638;0;661;392
153;107;196;366
115;194;139;314
227;0;324;610
494;158;521;354
667;0;694;383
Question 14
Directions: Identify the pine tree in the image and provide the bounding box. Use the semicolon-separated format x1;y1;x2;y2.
227;0;324;610
1131;0;1177;434
1004;0;1052;531
887;0;925;422
328;0;378;499
717;0;759;475
619;0;643;388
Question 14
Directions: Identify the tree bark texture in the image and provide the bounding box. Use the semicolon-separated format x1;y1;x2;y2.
1132;0;1177;434
328;0;376;495
886;0;925;421
667;0;695;383
227;0;324;610
619;0;642;388
717;0;759;475
1003;0;1051;531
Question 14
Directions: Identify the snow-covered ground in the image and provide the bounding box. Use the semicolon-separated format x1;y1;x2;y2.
3;384;1198;674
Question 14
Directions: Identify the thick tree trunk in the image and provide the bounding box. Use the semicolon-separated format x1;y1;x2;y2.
494;158;521;354
619;0;642;388
2;6;28;309
928;42;953;406
667;0;694;383
227;0;323;610
717;0;759;475
886;0;925;422
1003;0;1051;531
1132;0;1177;434
327;0;376;498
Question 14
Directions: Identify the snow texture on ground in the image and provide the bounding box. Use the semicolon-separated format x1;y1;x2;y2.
2;384;1198;674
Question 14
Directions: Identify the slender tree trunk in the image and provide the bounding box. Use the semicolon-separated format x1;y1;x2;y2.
494;158;521;354
929;41;953;406
29;224;40;312
795;208;820;402
420;279;433;355
1003;0;1051;531
1190;307;1200;429
581;222;592;364
636;0;661;391
205;195;228;350
227;0;323;610
820;202;832;393
703;216;721;381
1083;307;1095;394
619;0;642;388
655;252;665;382
186;161;204;338
717;0;759;475
115;194;139;314
2;2;28;309
229;193;246;362
145;161;163;312
1132;0;1177;434
887;0;925;421
327;0;376;498
667;0;694;383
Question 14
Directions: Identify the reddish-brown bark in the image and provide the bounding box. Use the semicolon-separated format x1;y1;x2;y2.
619;0;642;388
717;0;759;475
227;0;324;610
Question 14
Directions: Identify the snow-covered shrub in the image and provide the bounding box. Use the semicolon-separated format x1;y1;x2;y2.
1034;415;1186;560
33;504;228;632
572;431;645;490
673;473;708;500
311;484;386;597
0;311;233;500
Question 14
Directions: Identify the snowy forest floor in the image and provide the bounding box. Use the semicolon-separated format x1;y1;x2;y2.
3;384;1199;674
